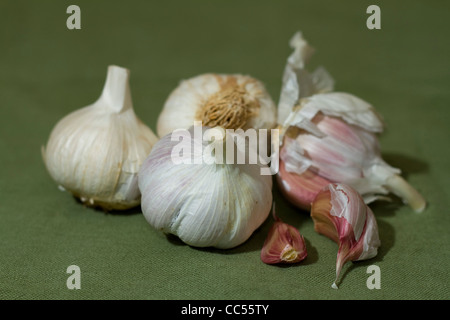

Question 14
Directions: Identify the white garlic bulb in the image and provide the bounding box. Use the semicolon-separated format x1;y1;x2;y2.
156;73;277;137
42;65;158;211
138;126;273;249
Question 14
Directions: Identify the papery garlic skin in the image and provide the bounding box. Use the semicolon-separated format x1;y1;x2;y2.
138;126;273;249
43;65;158;210
157;73;277;137
278;31;334;124
310;183;381;289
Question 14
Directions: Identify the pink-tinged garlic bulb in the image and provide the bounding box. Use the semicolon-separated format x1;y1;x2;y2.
311;183;381;289
276;31;426;212
261;205;307;264
278;90;426;213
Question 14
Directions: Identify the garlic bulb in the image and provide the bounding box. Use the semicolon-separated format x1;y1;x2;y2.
138;125;273;249
156;73;277;137
279;93;426;212
42;65;158;210
276;31;426;212
311;183;381;289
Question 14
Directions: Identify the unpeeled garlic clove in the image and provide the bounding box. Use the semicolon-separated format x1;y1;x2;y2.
42;65;158;210
157;73;277;137
311;183;381;289
261;205;307;264
276;137;331;210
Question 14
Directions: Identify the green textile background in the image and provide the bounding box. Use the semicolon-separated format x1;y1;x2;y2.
1;0;449;300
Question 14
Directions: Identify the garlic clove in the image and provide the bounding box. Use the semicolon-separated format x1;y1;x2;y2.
157;73;277;137
43;65;158;211
277;155;330;211
311;183;381;289
261;205;307;264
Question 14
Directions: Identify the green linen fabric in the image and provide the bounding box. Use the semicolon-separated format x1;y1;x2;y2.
0;0;449;300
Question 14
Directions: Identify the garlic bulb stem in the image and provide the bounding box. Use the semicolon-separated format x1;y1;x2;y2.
97;65;133;113
386;174;426;213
